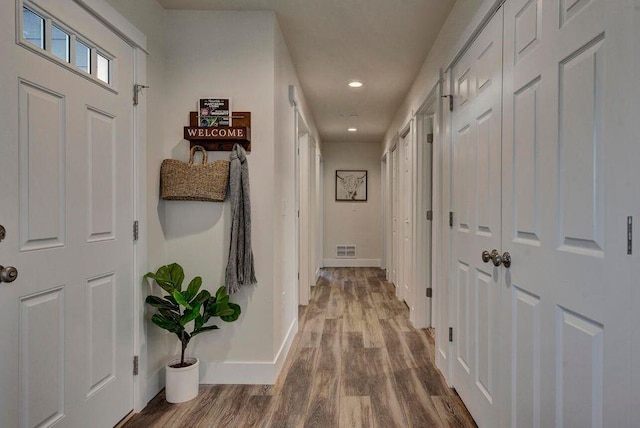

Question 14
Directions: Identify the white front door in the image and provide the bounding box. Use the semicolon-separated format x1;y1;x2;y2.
450;7;503;427
501;0;634;426
0;1;135;427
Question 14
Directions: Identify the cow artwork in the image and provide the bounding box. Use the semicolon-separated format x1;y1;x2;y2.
335;170;368;201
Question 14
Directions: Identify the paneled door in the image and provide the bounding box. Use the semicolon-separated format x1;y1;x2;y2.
391;146;399;286
501;0;634;426
402;130;413;310
449;7;503;427
0;1;135;427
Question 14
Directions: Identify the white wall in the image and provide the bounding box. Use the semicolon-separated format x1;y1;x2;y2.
161;10;277;384
104;1;319;402
323;142;381;266
273;18;320;357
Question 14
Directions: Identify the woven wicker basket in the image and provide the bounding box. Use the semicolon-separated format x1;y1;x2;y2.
160;145;230;202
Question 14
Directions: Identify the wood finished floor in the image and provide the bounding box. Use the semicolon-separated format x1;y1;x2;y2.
124;267;476;428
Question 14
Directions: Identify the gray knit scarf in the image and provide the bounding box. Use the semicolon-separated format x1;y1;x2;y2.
225;144;257;293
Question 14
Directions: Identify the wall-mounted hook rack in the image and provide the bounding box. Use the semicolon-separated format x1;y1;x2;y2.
183;111;251;152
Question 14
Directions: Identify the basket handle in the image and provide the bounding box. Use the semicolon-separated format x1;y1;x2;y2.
189;145;208;165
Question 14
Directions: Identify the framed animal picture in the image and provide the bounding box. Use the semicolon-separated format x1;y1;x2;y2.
335;170;367;201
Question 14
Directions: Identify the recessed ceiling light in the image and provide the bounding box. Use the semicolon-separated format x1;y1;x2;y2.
348;81;363;88
348;127;357;132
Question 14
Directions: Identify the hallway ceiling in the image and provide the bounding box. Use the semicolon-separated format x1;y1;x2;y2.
157;0;456;144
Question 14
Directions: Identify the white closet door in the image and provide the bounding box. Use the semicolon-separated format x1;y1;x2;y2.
449;8;503;427
502;0;634;426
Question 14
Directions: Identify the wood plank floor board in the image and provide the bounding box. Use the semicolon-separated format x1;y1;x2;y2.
393;368;444;427
432;395;478;428
380;318;419;371
362;308;385;348
303;368;340;428
233;395;274;428
368;373;409;428
124;268;476;428
339;396;373;428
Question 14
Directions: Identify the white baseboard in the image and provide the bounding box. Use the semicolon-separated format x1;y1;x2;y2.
199;318;298;385
322;258;381;267
145;366;165;404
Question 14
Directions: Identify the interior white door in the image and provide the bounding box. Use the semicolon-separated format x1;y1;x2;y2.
449;7;503;427
298;132;310;305
0;1;135;427
501;0;634;426
423;117;433;327
391;147;399;287
402;132;413;310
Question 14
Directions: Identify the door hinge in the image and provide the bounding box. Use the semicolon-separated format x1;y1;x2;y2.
298;272;300;280
449;211;454;228
133;220;139;241
627;216;633;255
427;133;434;144
133;84;149;106
449;327;453;342
133;356;139;376
426;210;433;221
426;288;433;298
442;95;453;112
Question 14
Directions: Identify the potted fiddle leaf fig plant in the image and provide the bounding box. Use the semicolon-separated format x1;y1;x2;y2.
144;263;241;403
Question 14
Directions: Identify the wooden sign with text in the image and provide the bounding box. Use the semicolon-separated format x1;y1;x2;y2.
184;111;251;152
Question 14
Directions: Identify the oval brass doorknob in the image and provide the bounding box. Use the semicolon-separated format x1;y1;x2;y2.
481;250;491;263
502;252;511;268
490;249;502;267
0;265;18;283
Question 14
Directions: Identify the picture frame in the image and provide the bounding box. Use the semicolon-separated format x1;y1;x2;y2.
335;170;367;201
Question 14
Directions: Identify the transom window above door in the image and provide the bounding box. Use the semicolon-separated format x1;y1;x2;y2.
19;2;115;88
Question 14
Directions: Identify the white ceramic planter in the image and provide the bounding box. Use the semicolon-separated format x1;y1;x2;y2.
165;357;199;403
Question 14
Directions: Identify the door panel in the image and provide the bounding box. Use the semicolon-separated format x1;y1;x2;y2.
0;1;135;427
450;8;503;427
502;0;633;426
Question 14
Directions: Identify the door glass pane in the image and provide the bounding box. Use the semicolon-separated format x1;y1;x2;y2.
52;26;69;62
23;7;44;49
97;53;110;84
76;41;90;73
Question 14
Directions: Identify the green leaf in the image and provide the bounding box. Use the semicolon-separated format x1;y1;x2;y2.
180;301;202;326
151;313;181;334
145;295;178;311
194;315;205;331
172;291;192;310
192;325;220;336
206;301;226;317
215;286;227;300
145;263;185;292
184;276;202;302
165;295;178;305
221;302;241;322
167;263;185;291
159;308;180;322
144;272;176;294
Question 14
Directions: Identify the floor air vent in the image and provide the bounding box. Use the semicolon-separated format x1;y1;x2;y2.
336;245;356;258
